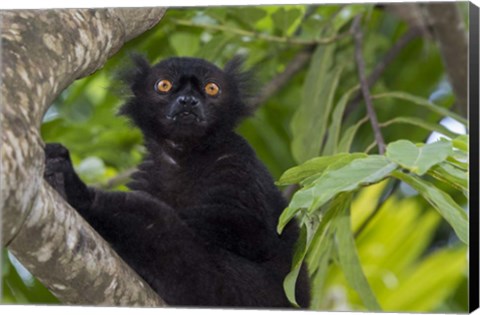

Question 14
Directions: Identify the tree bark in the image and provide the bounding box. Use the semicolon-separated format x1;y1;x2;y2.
423;3;468;118
386;3;468;117
1;8;167;306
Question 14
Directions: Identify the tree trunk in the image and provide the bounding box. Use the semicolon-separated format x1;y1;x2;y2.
1;8;167;306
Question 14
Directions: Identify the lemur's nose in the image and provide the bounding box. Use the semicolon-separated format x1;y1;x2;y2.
177;95;199;107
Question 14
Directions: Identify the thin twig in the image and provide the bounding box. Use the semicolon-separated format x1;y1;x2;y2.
172;19;350;46
352;15;386;155
252;46;315;108
293;5;318;36
345;27;421;117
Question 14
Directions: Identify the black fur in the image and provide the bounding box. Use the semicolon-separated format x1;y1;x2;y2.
44;56;310;308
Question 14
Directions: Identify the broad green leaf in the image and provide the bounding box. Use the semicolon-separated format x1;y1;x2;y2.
371;92;467;125
284;203;330;307
392;171;468;244
323;86;360;155
451;147;468;160
307;193;351;271
382;247;467;311
300;153;368;186
307;197;345;308
429;162;468;194
386;140;453;175
452;135;468;152
335;199;382;310
283;225;307;307
446;157;468;171
278;155;397;232
271;7;303;35
290;43;339;163
309;236;334;309
379;116;459;139
277;153;366;185
356;197;441;275
283;196;344;306
350;180;388;233
306;155;397;212
337;116;369;153
232;7;267;28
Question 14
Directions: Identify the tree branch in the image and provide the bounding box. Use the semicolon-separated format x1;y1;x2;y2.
171;18;350;46
423;2;468;117
1;8;167;306
345;27;421;117
352;15;386;155
252;46;315;108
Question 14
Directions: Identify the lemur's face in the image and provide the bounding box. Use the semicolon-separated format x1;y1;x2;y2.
120;57;250;142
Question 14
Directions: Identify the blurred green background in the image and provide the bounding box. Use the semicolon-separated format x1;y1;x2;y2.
2;4;469;312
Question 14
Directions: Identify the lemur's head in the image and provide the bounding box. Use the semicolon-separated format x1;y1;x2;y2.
120;55;253;142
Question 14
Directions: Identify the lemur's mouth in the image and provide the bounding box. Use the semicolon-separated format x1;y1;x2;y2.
167;110;204;123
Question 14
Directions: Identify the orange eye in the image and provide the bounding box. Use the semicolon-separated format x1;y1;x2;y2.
205;82;220;96
156;79;172;93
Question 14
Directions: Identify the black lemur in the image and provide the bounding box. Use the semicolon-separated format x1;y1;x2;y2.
44;56;310;308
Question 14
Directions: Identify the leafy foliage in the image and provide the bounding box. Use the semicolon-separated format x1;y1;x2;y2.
278;136;468;309
3;3;469;313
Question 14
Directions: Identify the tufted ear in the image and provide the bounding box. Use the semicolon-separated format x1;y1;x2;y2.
116;53;152;119
224;55;257;108
224;55;246;76
116;53;152;96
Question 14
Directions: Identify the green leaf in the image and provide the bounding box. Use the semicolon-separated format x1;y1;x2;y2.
278;155;397;232
386;140;453;175
232;7;267;28
290;43;339;163
446;157;469;172
332;4;369;31
371;92;467;125
382;247;467;311
309;235;334;309
169;32;200;56
307;194;352;308
283;225;307;307
271;8;303;35
198;33;234;61
335;198;382;310
2;249;11;276
300;153;368;186
337;116;369;153
452;135;468;152
392;171;468;244
307;193;350;270
204;8;228;23
379;116;460;139
307;155;397;211
323;86;360;155
277;152;366;185
428;162;468;194
284;193;351;306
